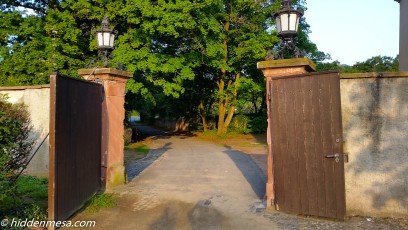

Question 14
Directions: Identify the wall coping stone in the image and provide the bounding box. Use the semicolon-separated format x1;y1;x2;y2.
257;58;316;72
78;68;132;83
340;71;408;79
0;85;50;90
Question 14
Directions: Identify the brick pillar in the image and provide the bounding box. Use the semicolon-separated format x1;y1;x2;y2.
78;68;132;189
257;58;316;208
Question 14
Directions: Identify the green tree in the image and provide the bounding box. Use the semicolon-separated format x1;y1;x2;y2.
0;0;329;135
317;56;399;73
352;55;399;72
0;0;91;85
114;0;279;134
118;0;329;134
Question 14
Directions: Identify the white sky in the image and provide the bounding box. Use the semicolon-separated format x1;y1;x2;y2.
305;0;400;65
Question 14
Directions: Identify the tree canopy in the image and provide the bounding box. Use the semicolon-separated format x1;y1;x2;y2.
0;0;331;134
317;55;399;73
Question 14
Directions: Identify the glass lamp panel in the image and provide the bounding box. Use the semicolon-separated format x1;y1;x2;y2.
276;17;282;33
280;13;289;32
295;16;300;31
109;34;115;47
289;13;297;31
103;32;110;46
97;33;104;47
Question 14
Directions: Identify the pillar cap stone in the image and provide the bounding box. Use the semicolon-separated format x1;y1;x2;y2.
78;68;132;83
257;58;316;72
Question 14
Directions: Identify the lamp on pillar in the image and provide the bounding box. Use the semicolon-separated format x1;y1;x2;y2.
257;1;316;209
95;16;117;67
272;0;304;59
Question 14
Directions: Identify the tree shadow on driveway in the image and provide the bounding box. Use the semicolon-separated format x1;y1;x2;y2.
223;145;266;200
126;142;172;181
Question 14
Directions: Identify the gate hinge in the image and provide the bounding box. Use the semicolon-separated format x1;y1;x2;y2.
343;153;349;163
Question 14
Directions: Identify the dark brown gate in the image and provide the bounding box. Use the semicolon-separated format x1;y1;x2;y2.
270;72;345;219
48;74;102;223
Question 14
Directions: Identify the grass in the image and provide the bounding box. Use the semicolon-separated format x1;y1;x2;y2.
193;129;267;150
126;142;150;153
16;176;48;209
84;193;116;213
195;129;240;140
124;142;150;164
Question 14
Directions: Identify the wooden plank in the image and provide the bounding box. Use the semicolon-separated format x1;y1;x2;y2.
329;73;346;219
295;77;308;214
311;75;326;217
294;77;309;214
282;78;300;213
302;76;319;216
319;74;337;218
272;80;286;210
269;80;278;205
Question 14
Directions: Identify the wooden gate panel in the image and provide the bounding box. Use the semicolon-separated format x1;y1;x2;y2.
270;72;345;219
49;74;102;223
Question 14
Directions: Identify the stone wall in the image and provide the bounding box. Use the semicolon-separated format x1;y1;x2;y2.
340;72;408;218
0;85;50;177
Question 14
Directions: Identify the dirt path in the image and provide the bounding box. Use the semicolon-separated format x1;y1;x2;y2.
68;133;407;230
70;135;272;229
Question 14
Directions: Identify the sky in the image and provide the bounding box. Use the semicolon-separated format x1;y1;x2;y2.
305;0;400;65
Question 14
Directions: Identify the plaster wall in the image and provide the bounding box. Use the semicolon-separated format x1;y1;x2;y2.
400;0;408;71
340;73;408;218
0;85;50;177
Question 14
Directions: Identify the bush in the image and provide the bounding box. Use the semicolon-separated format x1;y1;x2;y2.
0;94;34;176
0;94;35;220
228;114;267;134
248;115;268;134
230;114;251;133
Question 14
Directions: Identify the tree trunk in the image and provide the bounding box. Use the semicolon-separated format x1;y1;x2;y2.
223;72;240;132
216;19;230;135
199;100;208;132
217;79;226;135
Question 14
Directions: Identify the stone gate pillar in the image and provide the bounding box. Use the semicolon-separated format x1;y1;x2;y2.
397;0;408;71
257;58;316;208
78;68;132;189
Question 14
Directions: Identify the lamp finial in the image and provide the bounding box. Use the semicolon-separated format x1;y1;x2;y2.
101;16;110;30
282;0;291;10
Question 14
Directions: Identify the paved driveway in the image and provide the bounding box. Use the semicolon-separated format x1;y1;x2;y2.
70;133;407;229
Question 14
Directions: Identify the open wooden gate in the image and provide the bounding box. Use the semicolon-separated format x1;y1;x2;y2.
48;74;103;224
270;72;346;219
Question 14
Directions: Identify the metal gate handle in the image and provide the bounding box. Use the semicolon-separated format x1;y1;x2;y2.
326;153;340;163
